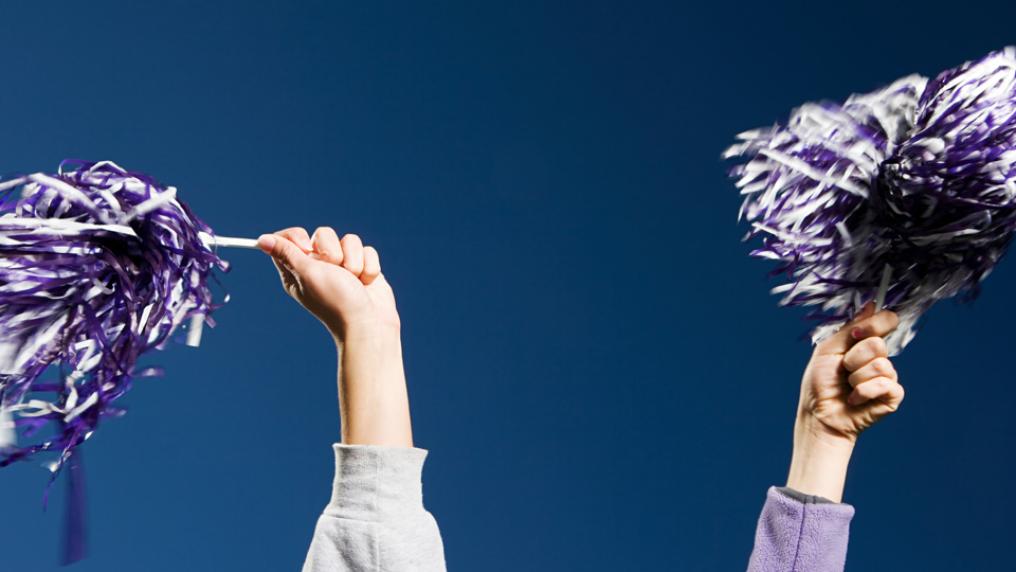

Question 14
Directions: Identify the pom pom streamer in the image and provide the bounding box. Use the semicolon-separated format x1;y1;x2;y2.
0;160;253;563
726;48;1016;354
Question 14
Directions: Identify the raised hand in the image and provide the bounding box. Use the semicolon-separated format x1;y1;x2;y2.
786;302;905;502
256;227;399;340
257;227;411;447
800;302;905;443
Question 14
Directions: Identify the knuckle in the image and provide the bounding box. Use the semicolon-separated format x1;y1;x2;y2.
862;379;885;399
842;351;860;371
315;226;337;239
886;384;904;410
847;371;862;387
866;336;887;357
280;227;312;249
873;357;893;374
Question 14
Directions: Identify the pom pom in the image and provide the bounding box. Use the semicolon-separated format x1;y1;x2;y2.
0;160;228;473
727;48;1016;354
873;48;1016;348
725;74;927;350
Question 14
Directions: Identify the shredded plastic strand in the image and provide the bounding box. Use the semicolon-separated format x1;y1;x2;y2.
0;160;227;469
726;48;1016;354
0;159;231;562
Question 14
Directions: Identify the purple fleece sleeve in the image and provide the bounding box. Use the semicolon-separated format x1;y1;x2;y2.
746;486;855;572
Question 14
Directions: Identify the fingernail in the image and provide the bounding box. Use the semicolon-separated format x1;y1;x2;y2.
257;234;276;252
851;327;863;340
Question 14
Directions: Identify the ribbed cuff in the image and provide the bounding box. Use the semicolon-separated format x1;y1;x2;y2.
776;486;836;505
768;486;855;521
323;444;429;521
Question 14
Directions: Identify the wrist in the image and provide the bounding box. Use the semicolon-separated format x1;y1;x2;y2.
328;316;401;347
786;416;855;503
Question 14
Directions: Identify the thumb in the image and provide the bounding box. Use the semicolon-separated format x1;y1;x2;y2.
258;234;310;273
814;301;878;356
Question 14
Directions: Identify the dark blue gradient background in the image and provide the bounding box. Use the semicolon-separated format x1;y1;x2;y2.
1;2;1014;570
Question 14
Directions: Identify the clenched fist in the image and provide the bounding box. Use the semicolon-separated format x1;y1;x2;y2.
786;302;905;502
257;226;412;447
800;302;905;444
257;227;400;341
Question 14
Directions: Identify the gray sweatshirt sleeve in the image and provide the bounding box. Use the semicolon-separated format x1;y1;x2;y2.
302;444;447;572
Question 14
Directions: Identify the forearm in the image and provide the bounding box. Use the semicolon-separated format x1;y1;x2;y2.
336;324;413;447
745;418;857;571
785;417;854;503
749;306;900;571
258;230;442;568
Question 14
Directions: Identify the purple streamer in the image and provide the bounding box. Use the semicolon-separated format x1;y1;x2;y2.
63;450;87;564
0;160;231;563
725;47;1016;353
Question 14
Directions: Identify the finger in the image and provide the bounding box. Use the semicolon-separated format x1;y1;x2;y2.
271;256;293;280
275;227;313;252
847;377;905;409
813;302;874;355
362;246;381;285
848;310;900;342
257;234;311;273
843;336;889;372
311;226;343;265
847;357;897;387
270;257;299;293
854;301;877;322
340;233;364;276
815;304;896;355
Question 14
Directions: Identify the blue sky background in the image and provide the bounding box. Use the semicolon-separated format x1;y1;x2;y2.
2;1;1016;570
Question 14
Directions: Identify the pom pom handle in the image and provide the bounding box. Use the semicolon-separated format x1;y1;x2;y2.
875;265;892;311
199;233;259;249
0;218;257;249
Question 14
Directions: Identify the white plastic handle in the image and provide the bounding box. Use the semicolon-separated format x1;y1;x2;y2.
199;233;259;249
875;265;892;310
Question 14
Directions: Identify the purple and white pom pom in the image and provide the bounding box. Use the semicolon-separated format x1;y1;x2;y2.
726;47;1016;354
0;160;231;473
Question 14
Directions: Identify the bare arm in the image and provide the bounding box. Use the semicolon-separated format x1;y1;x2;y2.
257;227;445;572
258;227;411;446
748;303;905;572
